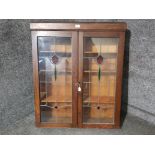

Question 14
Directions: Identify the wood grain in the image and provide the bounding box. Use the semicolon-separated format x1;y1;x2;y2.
30;23;127;31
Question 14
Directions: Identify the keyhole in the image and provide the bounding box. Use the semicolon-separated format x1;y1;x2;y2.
97;106;100;110
55;106;58;109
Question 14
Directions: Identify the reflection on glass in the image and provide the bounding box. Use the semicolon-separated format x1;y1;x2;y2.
38;36;72;123
83;37;119;124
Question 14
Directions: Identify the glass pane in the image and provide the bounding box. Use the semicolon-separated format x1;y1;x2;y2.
83;37;119;124
38;36;72;123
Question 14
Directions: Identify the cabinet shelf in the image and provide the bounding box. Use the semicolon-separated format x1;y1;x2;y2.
83;70;116;75
40;81;71;84
83;104;114;109
83;81;114;84
40;103;71;109
83;96;115;104
39;70;72;73
40;51;71;54
40;95;114;104
39;51;71;57
83;51;117;55
84;52;117;58
83;118;114;124
41;95;72;103
41;115;72;124
84;51;117;53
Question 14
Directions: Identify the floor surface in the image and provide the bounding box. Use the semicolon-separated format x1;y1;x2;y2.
0;113;155;135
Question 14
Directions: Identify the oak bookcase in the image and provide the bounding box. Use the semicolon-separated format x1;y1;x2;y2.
30;23;127;128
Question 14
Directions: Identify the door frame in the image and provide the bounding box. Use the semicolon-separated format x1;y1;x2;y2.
78;31;125;128
31;31;78;127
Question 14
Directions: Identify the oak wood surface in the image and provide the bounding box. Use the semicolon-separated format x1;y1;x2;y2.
31;31;41;124
114;32;125;127
30;23;127;31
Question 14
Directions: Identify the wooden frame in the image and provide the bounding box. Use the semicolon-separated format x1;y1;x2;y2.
31;31;78;128
30;23;126;31
31;23;126;128
78;31;125;128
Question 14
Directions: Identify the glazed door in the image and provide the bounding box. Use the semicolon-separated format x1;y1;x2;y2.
78;32;125;128
32;31;78;127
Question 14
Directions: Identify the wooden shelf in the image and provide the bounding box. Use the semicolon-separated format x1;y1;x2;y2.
84;70;116;73
39;70;71;72
83;96;115;104
40;51;71;53
83;81;114;84
41;95;72;103
39;70;72;75
39;51;71;57
84;52;117;58
83;118;114;124
83;104;114;110
40;81;72;84
41;117;72;123
41;113;72;123
84;51;117;54
40;103;72;109
41;105;72;123
40;95;115;104
83;70;116;75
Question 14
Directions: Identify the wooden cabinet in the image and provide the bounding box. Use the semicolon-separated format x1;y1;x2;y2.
30;23;127;128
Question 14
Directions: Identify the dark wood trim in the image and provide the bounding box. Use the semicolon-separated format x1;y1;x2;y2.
36;122;120;129
32;31;71;37
83;31;120;37
114;32;126;127
36;122;73;128
78;32;84;127
30;23;127;31
72;31;78;127
31;31;41;124
81;124;116;129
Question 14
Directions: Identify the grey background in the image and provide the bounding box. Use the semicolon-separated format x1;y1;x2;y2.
0;19;155;130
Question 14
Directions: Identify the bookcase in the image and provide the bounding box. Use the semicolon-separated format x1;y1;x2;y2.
30;23;126;128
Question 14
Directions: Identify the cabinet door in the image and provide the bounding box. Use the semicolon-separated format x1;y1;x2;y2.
78;32;125;128
32;31;78;127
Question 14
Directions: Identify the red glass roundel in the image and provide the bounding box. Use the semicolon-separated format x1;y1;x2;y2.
51;55;59;64
97;55;103;64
